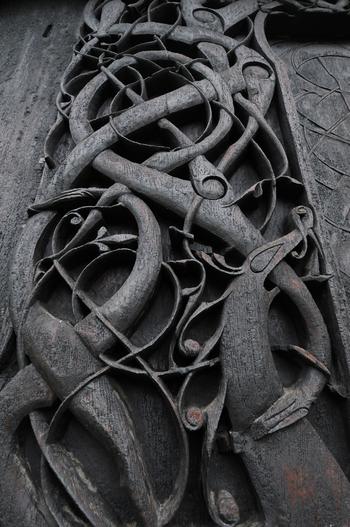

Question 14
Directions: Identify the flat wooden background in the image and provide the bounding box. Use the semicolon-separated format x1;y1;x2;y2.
0;0;85;327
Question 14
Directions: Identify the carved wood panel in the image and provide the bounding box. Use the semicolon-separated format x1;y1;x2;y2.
1;1;350;526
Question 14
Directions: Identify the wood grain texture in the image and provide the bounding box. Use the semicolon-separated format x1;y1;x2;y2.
0;0;84;326
1;1;350;526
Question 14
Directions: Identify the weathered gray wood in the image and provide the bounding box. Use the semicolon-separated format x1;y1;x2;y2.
0;0;85;327
2;1;350;526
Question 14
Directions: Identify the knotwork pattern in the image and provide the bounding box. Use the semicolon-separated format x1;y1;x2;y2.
2;1;350;526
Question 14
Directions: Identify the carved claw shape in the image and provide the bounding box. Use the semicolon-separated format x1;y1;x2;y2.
250;388;310;440
250;368;326;440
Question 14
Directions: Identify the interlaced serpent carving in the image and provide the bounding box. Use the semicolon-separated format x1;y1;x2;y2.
2;1;350;526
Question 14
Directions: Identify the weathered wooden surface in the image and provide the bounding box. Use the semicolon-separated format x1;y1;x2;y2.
0;0;84;327
272;36;350;303
1;1;350;526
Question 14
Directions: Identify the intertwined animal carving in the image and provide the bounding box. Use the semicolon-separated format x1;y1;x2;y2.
1;1;350;526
